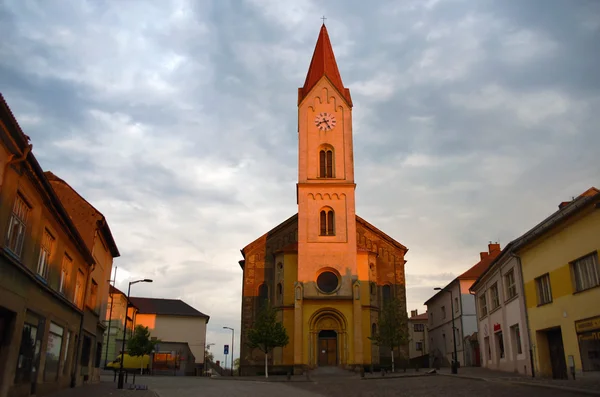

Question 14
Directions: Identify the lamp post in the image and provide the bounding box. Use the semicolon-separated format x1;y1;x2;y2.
117;278;153;389
434;287;458;374
203;342;214;376
223;327;234;376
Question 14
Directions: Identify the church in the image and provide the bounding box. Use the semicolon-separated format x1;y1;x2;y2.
238;24;409;375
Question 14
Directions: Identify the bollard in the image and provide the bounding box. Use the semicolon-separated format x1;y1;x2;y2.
287;371;291;381
360;367;365;378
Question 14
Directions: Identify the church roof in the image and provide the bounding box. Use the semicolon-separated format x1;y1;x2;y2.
298;24;352;107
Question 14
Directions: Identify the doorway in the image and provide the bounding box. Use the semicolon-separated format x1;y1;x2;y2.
547;328;568;379
0;307;16;382
318;330;337;366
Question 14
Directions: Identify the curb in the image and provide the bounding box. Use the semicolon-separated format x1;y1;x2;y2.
437;373;600;395
209;377;315;383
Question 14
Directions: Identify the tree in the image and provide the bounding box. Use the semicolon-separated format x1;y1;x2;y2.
205;350;214;362
233;357;240;372
127;325;158;374
246;304;289;378
369;297;409;373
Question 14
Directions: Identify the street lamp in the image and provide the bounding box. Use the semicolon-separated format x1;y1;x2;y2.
434;287;458;374
117;278;153;389
203;342;214;376
223;326;234;376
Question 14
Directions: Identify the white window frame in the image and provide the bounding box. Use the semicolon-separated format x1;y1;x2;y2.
59;254;72;294
479;293;488;317
505;269;517;299
490;283;500;309
37;229;55;279
572;253;600;292
536;273;552;305
6;194;30;257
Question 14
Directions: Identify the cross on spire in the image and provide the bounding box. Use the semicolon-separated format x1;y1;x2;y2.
321;15;327;24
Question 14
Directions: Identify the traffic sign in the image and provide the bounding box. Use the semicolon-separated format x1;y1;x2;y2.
224;344;229;355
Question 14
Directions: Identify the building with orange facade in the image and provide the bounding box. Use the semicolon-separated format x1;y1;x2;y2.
238;25;409;375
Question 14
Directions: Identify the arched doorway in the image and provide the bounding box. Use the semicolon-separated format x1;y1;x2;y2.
308;308;348;367
318;330;337;366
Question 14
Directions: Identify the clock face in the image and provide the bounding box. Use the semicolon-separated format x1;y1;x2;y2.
314;112;337;131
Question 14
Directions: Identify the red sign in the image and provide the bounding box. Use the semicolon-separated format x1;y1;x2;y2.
493;323;501;332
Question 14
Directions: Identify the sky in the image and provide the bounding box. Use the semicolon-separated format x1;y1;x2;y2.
1;0;599;363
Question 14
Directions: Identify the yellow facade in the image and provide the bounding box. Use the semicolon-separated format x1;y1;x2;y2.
519;196;600;378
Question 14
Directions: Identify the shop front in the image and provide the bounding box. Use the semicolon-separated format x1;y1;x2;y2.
576;316;600;372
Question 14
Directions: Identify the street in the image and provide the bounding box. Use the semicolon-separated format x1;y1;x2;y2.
108;375;586;397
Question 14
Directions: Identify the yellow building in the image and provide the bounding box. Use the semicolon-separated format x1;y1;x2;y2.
238;25;408;375
517;187;600;379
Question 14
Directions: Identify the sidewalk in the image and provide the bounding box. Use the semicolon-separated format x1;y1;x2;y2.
47;381;156;397
436;366;600;395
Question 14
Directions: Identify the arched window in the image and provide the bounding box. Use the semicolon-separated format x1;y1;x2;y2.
277;283;283;303
258;284;268;308
320;209;335;236
372;323;377;337
382;284;391;305
319;149;334;178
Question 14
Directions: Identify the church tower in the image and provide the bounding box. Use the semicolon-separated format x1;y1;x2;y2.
239;24;408;375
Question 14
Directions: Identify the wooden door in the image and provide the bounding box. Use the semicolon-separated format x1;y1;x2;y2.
318;337;337;366
547;328;568;379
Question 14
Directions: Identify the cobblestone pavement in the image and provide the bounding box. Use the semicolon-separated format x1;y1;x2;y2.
436;367;600;393
288;376;585;397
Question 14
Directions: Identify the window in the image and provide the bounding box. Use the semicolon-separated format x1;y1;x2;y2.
59;254;72;295
490;283;500;310
258;284;268;308
317;271;339;293
37;229;55;279
14;321;38;383
277;283;283;303
62;331;71;375
6;194;30;257
535;273;552;305
416;341;423;351
479;294;488;317
80;335;91;367
454;297;459;312
370;282;376;295
319;209;335;236
511;324;522;355
44;322;64;381
371;323;377;337
484;337;491;361
319;149;334;178
74;270;85;309
414;323;424;332
88;279;98;311
441;306;446;319
572;253;600;292
495;331;505;359
505;269;517;299
382;284;391;305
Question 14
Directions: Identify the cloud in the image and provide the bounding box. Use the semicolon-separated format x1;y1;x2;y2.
1;0;598;359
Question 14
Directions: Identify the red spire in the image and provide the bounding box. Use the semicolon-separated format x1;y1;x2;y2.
298;24;352;107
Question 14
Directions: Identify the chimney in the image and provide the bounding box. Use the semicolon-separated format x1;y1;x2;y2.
411;310;418;317
559;201;571;209
480;252;489;261
488;243;501;253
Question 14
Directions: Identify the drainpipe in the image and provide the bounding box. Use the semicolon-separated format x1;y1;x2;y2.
71;263;95;387
510;253;535;378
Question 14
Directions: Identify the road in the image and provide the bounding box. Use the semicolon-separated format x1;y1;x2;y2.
134;375;583;397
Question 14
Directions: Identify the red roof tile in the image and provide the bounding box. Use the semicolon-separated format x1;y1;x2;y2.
298;24;352;106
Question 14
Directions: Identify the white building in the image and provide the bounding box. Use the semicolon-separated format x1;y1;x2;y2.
425;243;501;368
470;242;532;375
